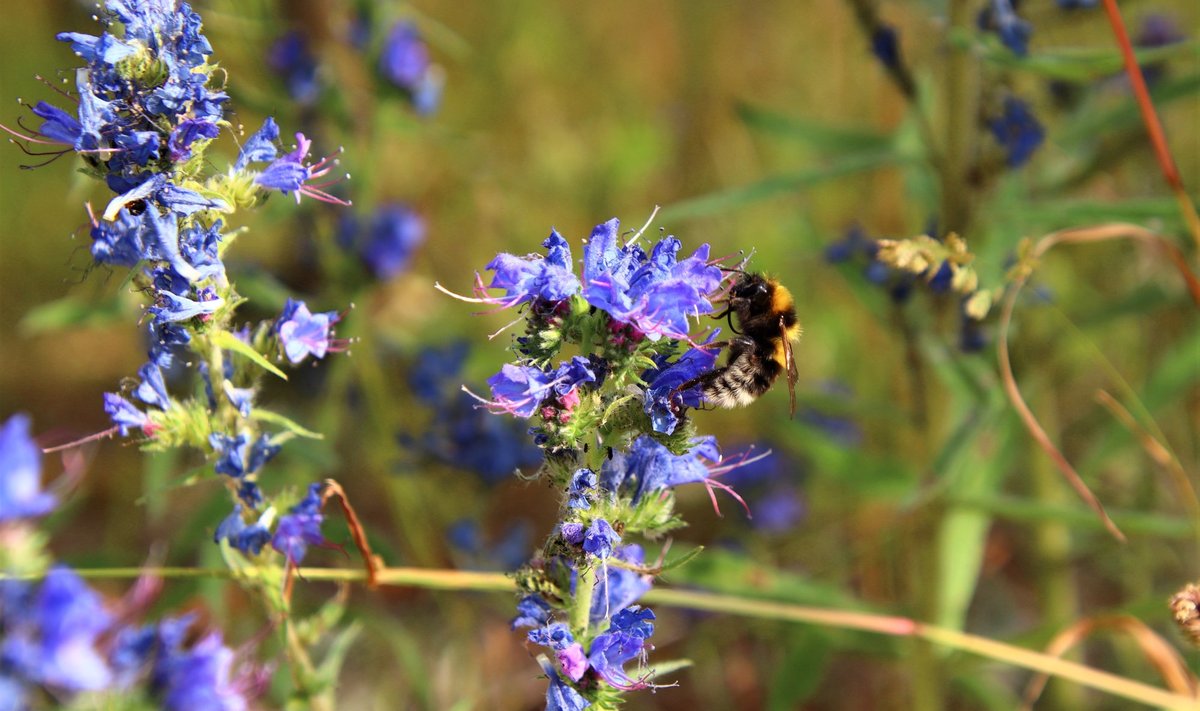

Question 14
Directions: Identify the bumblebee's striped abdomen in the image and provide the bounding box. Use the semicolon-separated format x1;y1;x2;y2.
701;349;782;408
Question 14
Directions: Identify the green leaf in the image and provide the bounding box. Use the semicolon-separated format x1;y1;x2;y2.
735;103;893;153
659;151;908;221
315;621;363;688
954;30;1200;81
767;631;832;710
250;409;324;440
19;294;127;334
213;330;287;380
1013;197;1185;232
1059;74;1200;146
659;545;705;573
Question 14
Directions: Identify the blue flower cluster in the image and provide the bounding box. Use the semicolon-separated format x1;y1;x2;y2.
0;414;256;710
446;217;771;707
6;2;346;563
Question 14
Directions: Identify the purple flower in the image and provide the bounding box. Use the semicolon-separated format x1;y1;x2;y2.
167;118;220;162
134;362;171;410
567;468;597;510
871;24;901;70
484;364;557;418
276;299;340;364
538;656;590;711
590;545;652;623
512;594;553;629
268;32;319;105
213;505;272;555
234;117;280;172
583;519;620;560
104;393;156;437
361;205;425;280
0;414;56;521
26;566;114;691
979;0;1032;56
560;521;585;545
989;97;1044;167
270;483;325;564
641;344;719;434
254;133;347;205
379;21;443;114
582;219;723;340
89;208;152;267
154;630;248;711
484;230;582;306
551;357;597;397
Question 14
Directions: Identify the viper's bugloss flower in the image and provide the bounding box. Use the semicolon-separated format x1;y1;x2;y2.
600;435;713;504
153;628;249;711
538;656;590;711
379;21;443;115
587;606;656;690
361;204;426;280
989;97;1044;167
209;432;279;479
253;133;347;205
485;364;557;418
103;393;157;437
590;544;653;623
268;32;320;105
167;118;220;162
214;505;272;555
871;24;901;70
583;519;620;560
234;118;280;172
978;0;1032;56
276;299;340;364
642;344;718;434
3;566;115;692
134;362;171;410
485;230;581;306
513;594;553;629
271;483;325;564
567;468;597;510
0;414;56;521
582;219;723;341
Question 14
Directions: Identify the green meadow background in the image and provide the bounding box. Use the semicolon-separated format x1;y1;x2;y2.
0;1;1197;708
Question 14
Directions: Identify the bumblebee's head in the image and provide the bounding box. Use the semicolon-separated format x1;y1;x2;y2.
730;272;773;309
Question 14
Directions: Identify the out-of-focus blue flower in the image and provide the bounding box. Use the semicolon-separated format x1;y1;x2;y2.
871;24;901;70
154;630;247;711
21;566;114;691
988;96;1044;167
103;393;154;437
484;230;581;306
512;594;553;629
361;205;425;280
1136;15;1187;86
582;219;723;341
276;298;340;364
979;0;1032;56
408;341;469;404
379;21;443;115
268;32;320;105
271;483;325;564
0;414;56;521
1056;0;1097;9
446;519;531;571
213;505;272;555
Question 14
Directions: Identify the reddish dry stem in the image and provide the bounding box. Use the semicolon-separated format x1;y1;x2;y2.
322;478;382;589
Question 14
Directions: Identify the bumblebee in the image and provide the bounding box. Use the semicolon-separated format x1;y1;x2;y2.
678;272;801;414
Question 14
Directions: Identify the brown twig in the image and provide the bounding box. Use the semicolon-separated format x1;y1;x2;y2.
997;223;1200;542
1019;615;1198;710
322;478;383;589
1100;0;1200;251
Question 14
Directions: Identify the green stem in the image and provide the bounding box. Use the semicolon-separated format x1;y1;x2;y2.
571;564;597;640
941;0;976;237
22;567;1193;709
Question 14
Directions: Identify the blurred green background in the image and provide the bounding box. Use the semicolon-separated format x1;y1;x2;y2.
1;0;1198;709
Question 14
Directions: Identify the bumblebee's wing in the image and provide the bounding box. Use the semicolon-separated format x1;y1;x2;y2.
780;314;799;417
